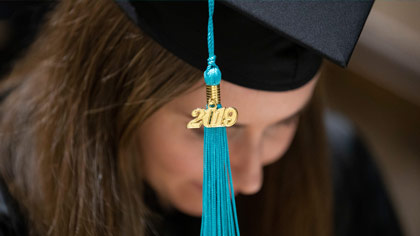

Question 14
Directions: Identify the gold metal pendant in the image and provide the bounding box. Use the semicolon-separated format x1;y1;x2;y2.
187;85;238;129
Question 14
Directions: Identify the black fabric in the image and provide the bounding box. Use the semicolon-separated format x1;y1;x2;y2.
0;1;373;91
219;0;374;67
115;0;322;91
115;0;373;91
143;182;202;236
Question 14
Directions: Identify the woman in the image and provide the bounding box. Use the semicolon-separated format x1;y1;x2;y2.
0;0;402;236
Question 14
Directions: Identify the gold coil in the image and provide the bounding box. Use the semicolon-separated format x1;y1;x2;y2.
206;85;220;105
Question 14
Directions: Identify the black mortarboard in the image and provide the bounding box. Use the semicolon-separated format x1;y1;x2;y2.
116;0;373;91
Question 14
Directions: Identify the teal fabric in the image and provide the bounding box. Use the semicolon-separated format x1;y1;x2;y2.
200;0;240;235
201;105;240;236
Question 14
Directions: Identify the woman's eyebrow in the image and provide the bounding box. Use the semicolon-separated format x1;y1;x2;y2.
234;99;311;128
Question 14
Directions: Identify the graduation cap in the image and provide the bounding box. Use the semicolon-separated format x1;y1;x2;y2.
115;0;373;235
116;0;373;91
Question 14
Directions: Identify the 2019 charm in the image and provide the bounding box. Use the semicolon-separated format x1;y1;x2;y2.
187;85;238;129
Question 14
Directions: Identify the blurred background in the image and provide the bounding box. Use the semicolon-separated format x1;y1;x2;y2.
0;1;419;236
322;1;420;236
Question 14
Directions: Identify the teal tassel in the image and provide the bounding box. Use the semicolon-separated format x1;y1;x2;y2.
199;0;240;235
200;109;240;236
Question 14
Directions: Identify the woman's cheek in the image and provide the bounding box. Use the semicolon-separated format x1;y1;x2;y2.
149;122;203;179
155;125;205;215
139;110;204;201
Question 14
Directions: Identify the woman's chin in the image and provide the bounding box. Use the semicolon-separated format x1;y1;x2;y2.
170;182;204;217
175;201;203;217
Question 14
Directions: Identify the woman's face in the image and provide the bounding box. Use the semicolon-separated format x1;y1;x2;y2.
138;75;319;216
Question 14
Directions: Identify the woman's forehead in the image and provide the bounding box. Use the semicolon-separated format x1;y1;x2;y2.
219;79;318;126
170;75;318;126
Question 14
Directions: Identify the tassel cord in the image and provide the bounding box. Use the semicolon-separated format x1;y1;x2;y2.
200;0;240;235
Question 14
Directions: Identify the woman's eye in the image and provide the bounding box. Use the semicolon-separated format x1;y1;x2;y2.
226;127;240;139
264;115;299;136
281;115;299;126
193;127;204;137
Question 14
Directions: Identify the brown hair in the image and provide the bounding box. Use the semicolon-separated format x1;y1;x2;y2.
0;0;332;235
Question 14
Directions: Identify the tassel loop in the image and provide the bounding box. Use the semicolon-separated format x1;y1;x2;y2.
207;55;217;66
204;58;222;86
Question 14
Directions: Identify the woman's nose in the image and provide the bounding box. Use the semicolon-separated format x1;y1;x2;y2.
230;132;264;195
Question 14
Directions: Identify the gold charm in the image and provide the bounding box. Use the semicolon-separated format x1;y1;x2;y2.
187;106;238;128
187;85;238;129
